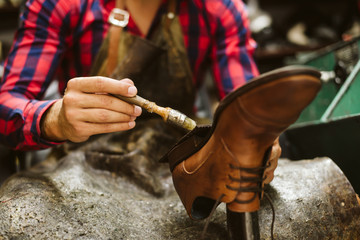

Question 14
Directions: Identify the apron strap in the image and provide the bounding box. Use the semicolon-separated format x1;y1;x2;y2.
108;0;176;76
107;0;126;76
165;0;176;29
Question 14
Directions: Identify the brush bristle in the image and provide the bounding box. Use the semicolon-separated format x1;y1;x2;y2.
183;117;197;131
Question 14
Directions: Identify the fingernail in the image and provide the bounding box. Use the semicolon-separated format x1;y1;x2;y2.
128;86;137;96
128;121;135;128
134;106;142;115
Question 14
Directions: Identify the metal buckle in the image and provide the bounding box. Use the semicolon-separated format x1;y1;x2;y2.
108;8;129;27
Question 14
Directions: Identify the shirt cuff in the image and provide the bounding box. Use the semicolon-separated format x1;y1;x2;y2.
34;99;65;149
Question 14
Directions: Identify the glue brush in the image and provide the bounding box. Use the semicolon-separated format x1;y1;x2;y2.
112;94;197;131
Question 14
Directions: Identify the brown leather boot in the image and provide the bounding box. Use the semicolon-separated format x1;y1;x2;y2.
161;66;322;220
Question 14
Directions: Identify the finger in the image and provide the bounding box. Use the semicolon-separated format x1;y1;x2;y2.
263;139;281;184
266;151;280;172
67;76;137;97
263;172;274;184
271;137;282;158
263;163;277;184
263;158;278;184
64;120;136;143
267;140;281;168
63;92;142;117
264;150;280;174
120;78;134;85
86;121;137;136
76;108;137;123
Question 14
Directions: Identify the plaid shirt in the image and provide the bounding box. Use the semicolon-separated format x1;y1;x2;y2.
0;0;258;150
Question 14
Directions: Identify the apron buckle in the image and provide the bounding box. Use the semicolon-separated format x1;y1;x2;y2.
108;8;129;27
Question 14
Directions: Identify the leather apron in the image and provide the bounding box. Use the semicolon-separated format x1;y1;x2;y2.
90;0;195;117
45;0;195;196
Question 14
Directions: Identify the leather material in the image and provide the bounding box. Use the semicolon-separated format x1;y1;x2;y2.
90;0;196;117
161;65;322;220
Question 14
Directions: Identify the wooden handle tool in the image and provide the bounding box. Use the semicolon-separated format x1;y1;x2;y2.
112;94;197;131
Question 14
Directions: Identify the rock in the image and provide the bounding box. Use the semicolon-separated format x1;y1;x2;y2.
0;120;359;239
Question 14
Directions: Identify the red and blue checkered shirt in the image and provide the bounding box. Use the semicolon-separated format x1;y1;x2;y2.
0;0;259;150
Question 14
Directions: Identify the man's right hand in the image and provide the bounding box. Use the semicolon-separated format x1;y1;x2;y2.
41;76;142;143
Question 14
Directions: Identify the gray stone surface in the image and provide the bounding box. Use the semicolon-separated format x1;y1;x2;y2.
0;151;227;240
259;158;360;240
0;121;359;239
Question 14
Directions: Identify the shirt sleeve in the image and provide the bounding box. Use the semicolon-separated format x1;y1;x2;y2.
0;0;71;150
203;0;259;99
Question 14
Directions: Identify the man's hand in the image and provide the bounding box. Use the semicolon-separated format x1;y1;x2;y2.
41;77;142;142
263;137;281;184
